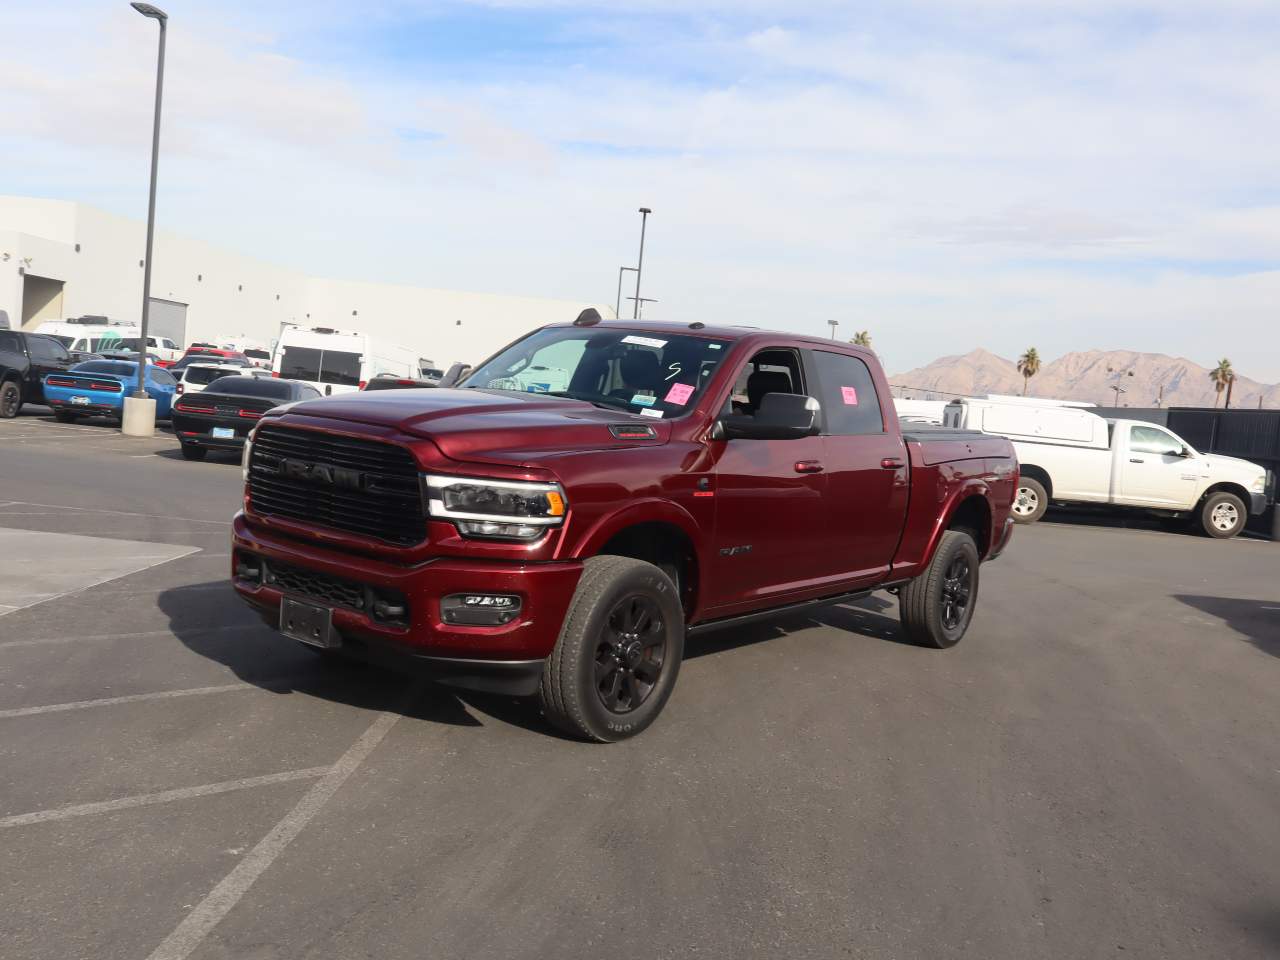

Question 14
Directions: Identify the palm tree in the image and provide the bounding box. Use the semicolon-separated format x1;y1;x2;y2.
1017;347;1041;395
1209;358;1233;407
850;330;872;348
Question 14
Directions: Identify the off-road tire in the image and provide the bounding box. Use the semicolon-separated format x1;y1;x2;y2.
180;443;208;461
1198;491;1246;539
539;555;685;743
1012;477;1048;524
0;381;20;419
899;530;980;649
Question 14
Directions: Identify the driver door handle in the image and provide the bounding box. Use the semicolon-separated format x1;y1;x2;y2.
794;460;824;474
1129;458;1145;464
881;457;905;469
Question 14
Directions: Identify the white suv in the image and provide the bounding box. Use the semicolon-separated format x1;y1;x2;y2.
176;362;271;395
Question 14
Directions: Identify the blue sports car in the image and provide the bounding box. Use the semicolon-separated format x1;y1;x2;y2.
43;360;177;423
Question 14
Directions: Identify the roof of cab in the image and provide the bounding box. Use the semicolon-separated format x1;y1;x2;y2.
541;318;875;357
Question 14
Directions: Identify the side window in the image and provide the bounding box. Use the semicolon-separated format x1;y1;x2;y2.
28;336;67;362
811;351;884;435
721;348;805;417
1130;425;1182;456
0;331;20;352
151;369;176;386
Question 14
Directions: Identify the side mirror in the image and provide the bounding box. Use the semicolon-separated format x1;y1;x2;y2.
439;362;473;388
1179;445;1194;458
716;392;820;440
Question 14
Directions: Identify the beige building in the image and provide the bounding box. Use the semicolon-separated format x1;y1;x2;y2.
0;195;610;368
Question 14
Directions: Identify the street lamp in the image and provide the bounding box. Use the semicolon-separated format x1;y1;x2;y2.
632;207;651;319
123;1;168;438
626;296;659;319
827;318;839;339
615;266;637;318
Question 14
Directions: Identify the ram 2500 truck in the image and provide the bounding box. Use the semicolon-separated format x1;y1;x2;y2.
231;314;1018;741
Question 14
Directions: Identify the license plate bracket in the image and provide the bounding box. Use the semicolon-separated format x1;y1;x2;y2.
279;597;339;649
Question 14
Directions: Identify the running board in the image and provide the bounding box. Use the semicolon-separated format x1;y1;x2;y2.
687;587;881;637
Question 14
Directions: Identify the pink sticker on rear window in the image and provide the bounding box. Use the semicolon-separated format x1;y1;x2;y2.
664;382;695;405
840;386;858;405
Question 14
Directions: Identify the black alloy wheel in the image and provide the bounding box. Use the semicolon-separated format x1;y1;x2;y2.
939;553;974;631
595;594;666;714
0;381;20;419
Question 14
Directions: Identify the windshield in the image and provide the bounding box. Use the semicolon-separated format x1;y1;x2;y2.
206;377;293;398
73;361;136;376
462;326;732;419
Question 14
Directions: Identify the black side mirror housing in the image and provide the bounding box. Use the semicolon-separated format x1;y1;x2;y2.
1180;445;1194;458
716;392;820;440
440;362;473;388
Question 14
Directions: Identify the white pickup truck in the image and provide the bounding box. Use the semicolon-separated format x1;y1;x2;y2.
944;397;1270;538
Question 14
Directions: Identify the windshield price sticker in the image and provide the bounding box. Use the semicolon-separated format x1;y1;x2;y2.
631;393;657;407
639;408;664;419
664;382;695;405
840;386;859;405
621;335;668;349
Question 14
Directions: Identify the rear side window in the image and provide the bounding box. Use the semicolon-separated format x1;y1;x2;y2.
185;367;232;385
0;331;20;352
280;346;321;381
811;351;884;436
319;350;361;386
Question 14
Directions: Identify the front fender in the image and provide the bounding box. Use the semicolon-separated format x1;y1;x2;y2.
569;497;708;568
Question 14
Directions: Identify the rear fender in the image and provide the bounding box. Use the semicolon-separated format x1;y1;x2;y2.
905;479;994;576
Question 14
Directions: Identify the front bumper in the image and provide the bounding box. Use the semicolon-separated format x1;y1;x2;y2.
231;513;583;694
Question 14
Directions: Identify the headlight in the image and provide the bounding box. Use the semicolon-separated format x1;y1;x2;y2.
1251;475;1266;493
424;474;566;541
242;424;259;481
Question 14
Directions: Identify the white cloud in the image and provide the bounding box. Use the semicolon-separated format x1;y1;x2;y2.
1;0;1278;378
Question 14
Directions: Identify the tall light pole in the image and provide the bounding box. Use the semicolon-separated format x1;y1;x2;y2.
615;266;637;319
632;207;651;319
827;318;839;340
123;1;168;437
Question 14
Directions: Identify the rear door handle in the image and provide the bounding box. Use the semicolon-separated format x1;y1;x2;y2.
881;457;905;469
1129;458;1145;464
794;460;824;474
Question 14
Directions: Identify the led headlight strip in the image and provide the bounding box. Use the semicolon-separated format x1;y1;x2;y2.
423;474;567;540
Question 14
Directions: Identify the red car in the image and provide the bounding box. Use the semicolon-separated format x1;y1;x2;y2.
181;345;251;365
232;314;1017;741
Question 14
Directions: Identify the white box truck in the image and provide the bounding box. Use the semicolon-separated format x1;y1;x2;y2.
272;327;419;396
944;397;1269;538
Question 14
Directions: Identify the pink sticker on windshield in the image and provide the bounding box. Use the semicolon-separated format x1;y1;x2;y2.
664;382;695;405
840;386;858;405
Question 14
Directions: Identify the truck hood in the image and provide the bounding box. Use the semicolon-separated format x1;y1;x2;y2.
1201;452;1267;482
278;388;672;464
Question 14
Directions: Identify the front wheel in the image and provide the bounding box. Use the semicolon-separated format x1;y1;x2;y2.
539;555;684;742
1199;491;1246;539
899;530;980;649
1011;477;1048;523
0;381;20;419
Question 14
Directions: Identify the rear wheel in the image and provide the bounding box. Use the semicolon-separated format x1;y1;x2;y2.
1012;477;1048;523
0;381;20;419
180;443;208;461
539;556;684;742
899;530;980;649
1199;491;1245;539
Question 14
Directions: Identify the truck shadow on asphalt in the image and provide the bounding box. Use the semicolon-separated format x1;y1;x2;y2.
1174;595;1279;659
158;583;915;737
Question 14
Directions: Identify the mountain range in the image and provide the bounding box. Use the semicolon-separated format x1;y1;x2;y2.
890;349;1280;410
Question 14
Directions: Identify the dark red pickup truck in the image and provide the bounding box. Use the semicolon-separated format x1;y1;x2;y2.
232;314;1017;741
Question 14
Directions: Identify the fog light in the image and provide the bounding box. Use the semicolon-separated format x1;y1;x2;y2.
441;593;522;626
234;558;262;582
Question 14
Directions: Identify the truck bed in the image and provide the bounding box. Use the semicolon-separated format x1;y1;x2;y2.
902;426;1012;466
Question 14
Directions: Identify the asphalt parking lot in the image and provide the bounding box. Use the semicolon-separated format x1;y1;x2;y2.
2;406;1278;960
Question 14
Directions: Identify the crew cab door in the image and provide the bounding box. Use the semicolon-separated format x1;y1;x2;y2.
806;348;909;585
1116;423;1199;508
24;335;73;403
704;346;831;612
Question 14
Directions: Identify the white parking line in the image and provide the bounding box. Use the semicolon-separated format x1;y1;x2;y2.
0;683;252;719
0;624;253;650
145;710;403;960
0;766;330;829
1;501;231;525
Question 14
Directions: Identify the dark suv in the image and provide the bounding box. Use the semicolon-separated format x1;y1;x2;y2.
0;331;75;417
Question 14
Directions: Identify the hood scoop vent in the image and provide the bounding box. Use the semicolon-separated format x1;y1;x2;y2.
609;423;658;440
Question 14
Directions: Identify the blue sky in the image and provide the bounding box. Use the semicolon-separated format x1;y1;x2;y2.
2;0;1279;379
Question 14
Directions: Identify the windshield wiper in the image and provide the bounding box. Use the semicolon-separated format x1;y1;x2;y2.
543;390;635;412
